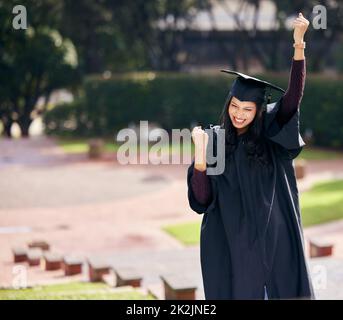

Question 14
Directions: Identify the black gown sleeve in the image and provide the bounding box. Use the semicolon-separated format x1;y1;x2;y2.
263;98;306;160
190;167;212;205
187;160;218;215
275;59;306;126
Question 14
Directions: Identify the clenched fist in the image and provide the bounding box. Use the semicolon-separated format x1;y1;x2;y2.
293;12;309;44
192;126;209;150
191;126;209;172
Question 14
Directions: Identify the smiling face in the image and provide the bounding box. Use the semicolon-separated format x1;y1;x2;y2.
228;96;257;134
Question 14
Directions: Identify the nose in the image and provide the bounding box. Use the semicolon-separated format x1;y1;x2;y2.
235;111;245;118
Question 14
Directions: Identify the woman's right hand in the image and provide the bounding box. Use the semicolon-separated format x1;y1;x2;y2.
191;126;209;172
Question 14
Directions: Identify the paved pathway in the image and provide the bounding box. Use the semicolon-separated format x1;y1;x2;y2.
87;246;343;300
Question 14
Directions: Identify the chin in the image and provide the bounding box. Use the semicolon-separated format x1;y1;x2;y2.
232;123;247;129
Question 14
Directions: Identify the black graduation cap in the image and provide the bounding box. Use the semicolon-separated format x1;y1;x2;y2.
220;69;285;106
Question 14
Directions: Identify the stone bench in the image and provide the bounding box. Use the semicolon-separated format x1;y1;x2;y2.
27;249;43;266
88;139;104;159
88;259;110;282
147;283;164;300
12;247;27;263
114;267;142;288
160;274;197;300
295;159;306;179
62;256;83;276
309;238;334;258
43;252;63;271
28;240;50;251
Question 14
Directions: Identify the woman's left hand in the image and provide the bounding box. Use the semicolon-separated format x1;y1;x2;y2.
293;13;310;43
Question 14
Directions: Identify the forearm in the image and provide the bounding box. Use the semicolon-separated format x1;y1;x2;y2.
194;145;207;171
294;47;305;61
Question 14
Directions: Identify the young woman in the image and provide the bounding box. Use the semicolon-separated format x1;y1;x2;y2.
187;13;314;300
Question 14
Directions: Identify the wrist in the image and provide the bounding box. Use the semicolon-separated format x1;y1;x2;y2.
294;38;304;44
194;163;207;172
293;41;306;49
294;49;305;61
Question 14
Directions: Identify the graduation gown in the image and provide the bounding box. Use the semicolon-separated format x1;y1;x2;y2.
187;99;315;300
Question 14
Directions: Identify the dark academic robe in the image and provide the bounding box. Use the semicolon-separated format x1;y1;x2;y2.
187;98;315;300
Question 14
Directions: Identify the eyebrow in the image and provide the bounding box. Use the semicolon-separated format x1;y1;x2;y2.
232;102;255;109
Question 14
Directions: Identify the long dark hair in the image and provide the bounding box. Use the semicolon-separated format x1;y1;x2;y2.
219;93;271;166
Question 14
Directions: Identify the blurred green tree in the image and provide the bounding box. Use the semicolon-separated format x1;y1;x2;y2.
58;0;212;72
108;0;212;71
0;1;79;137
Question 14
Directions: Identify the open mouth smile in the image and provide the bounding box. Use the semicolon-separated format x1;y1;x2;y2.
233;116;246;125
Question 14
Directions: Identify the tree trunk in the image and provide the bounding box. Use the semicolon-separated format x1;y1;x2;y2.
4;123;12;138
18;118;32;138
1;117;13;138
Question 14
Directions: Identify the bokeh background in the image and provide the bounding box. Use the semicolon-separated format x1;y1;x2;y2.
0;0;343;300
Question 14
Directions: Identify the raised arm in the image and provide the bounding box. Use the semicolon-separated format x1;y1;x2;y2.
276;13;309;126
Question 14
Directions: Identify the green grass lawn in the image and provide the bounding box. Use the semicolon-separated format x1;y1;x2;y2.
0;282;154;300
164;179;343;246
163;222;201;246
163;221;201;246
300;179;343;226
298;148;343;160
57;138;119;153
57;137;342;161
57;137;194;155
